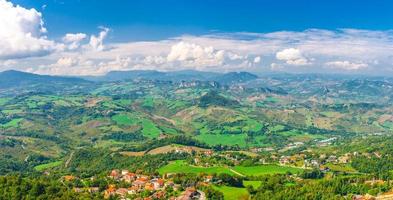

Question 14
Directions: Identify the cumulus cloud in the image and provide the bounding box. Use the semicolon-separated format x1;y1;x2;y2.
62;33;87;50
0;0;59;59
88;27;109;51
325;61;368;70
276;48;311;66
2;3;393;77
164;41;260;71
167;42;225;66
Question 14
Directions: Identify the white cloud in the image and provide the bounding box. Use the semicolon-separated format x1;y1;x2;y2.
1;6;393;78
0;0;59;59
88;27;109;51
54;57;78;67
166;42;225;66
63;33;87;50
276;48;311;66
325;61;368;70
253;56;261;63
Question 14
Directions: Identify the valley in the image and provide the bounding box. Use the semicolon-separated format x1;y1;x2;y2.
0;70;393;199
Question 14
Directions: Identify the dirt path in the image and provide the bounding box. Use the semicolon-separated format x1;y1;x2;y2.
229;168;245;177
65;151;74;168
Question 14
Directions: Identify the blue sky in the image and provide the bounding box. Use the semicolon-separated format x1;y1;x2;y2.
11;0;393;40
1;0;393;76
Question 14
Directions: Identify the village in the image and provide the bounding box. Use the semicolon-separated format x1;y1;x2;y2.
63;168;210;200
56;145;392;200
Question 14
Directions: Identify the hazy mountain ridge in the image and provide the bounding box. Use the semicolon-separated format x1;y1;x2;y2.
81;70;258;84
0;70;90;89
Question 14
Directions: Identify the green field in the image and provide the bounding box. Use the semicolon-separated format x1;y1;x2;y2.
34;161;63;171
383;121;393;130
213;185;249;200
268;124;285;132
112;114;137;125
0;98;10;106
196;133;247;147
233;164;302;176
243;180;262;188
158;160;234;175
114;99;132;107
142;97;154;108
324;163;357;173
141;119;161;138
1;118;23;128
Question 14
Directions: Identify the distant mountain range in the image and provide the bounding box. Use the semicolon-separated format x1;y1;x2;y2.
0;70;89;89
0;70;260;89
82;70;259;84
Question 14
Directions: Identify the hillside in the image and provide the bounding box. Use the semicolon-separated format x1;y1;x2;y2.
0;71;392;175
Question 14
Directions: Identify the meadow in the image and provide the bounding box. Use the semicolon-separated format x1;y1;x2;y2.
34;161;63;171
196;133;248;147
243;180;262;188
158;160;234;175
213;185;249;200
233;164;303;176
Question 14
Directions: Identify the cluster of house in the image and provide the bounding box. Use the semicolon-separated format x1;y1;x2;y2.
104;169;208;200
279;142;304;152
278;152;353;171
105;169;172;199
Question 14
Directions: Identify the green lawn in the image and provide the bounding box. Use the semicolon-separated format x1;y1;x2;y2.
158;160;234;175
34;161;63;171
233;164;302;176
213;185;249;200
196;133;247;147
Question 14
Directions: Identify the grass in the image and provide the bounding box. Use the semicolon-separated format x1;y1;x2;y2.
320;111;339;118
142;97;154;108
160;126;178;135
34;161;63;171
268;125;285;132
1;118;23;128
2;109;23;115
0;98;10;106
115;99;132;107
111;114;162;138
277;129;308;137
242;119;263;132
112;114;137;126
233;164;302;176
264;96;280;103
382;121;393;130
243;180;261;188
141;119;161;138
213;185;249;200
324;163;357;173
158;160;234;175
196;134;247;147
